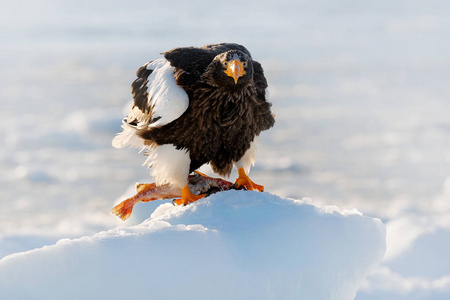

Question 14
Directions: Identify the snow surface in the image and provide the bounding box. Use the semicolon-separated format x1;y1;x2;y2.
0;191;385;300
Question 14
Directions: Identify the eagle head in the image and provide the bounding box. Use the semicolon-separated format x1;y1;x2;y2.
205;50;253;88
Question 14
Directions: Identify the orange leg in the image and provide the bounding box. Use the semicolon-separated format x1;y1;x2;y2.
234;167;264;192
173;185;206;206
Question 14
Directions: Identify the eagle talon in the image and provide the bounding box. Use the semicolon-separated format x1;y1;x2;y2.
235;167;264;192
170;185;206;206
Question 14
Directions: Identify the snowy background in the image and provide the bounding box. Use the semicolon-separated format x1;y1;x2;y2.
1;0;449;299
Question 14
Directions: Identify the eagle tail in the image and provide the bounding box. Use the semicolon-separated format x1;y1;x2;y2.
112;120;145;149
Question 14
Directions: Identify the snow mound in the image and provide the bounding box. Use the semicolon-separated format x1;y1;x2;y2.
0;191;385;300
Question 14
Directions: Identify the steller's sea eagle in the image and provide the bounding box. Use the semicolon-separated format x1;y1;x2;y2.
112;43;275;205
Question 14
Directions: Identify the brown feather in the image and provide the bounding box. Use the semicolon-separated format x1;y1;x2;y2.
137;43;275;176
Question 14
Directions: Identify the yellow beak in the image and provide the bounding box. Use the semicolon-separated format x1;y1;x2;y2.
224;59;246;84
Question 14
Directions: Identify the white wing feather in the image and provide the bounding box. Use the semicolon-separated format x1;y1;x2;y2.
112;58;189;149
145;58;189;128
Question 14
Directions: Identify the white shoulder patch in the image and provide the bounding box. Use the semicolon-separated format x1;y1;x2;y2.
145;58;189;128
112;58;189;150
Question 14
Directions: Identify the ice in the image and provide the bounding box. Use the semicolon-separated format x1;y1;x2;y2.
0;191;385;300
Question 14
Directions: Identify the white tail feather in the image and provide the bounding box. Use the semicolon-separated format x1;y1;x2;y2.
112;121;145;149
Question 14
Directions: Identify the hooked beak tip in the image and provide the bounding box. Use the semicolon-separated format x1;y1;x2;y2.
224;59;246;84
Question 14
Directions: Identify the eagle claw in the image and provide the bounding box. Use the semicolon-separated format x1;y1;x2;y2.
234;167;264;192
172;186;206;206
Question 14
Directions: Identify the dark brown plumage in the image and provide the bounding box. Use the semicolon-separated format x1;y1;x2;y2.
113;43;275;204
136;43;274;176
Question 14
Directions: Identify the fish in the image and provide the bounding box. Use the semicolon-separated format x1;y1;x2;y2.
111;171;239;221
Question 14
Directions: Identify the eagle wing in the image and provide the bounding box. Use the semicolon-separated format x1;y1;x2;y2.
112;58;189;149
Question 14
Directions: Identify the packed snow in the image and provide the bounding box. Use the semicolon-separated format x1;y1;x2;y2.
0;191;385;300
1;0;450;299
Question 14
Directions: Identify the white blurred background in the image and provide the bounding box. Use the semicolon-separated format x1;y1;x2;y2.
1;1;450;298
